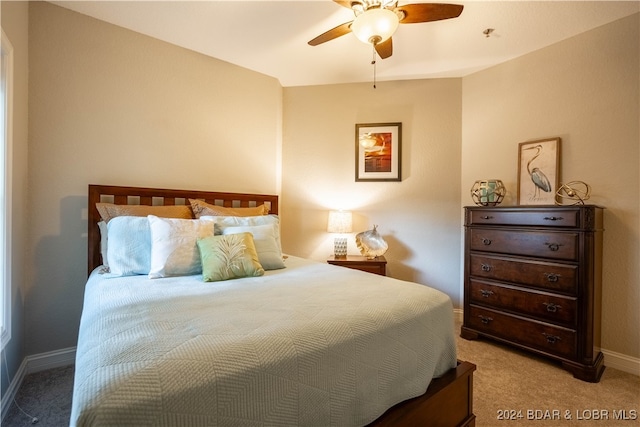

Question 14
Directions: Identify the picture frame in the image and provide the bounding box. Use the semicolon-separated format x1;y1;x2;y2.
517;137;561;205
355;122;402;182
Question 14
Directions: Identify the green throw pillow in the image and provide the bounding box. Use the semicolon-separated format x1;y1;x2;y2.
197;232;264;282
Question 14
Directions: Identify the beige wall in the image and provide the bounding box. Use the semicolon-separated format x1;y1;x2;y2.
462;14;639;358
0;0;29;396
26;2;282;355
282;79;463;300
11;2;640;369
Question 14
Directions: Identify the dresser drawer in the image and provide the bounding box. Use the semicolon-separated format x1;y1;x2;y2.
469;280;577;325
469;228;579;261
469;254;578;294
467;209;579;227
467;306;577;359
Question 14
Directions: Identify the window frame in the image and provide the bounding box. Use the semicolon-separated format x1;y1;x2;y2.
1;28;14;350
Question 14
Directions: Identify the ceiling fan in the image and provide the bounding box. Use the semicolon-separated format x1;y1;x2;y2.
308;0;464;59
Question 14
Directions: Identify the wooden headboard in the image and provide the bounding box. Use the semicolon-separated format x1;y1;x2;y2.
88;184;279;274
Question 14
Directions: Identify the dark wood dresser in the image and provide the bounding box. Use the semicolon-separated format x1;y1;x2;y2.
460;205;604;382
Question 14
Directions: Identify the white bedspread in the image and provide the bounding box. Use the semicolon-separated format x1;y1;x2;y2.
70;256;457;426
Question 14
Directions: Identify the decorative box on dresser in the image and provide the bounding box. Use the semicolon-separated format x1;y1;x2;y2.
460;205;604;382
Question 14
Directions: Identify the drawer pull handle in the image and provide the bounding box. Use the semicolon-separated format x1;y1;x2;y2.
482;238;492;245
546;243;562;251
481;215;494;220
543;302;562;313
478;315;493;324
480;289;494;298
544;216;564;221
544;273;561;282
542;333;562;344
481;263;492;272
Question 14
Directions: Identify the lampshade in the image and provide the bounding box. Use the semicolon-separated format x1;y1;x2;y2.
327;210;353;233
350;8;399;45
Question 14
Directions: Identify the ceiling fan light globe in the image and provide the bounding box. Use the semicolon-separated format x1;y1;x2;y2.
351;8;399;45
360;133;378;148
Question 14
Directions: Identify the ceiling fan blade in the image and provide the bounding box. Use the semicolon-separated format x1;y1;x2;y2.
396;3;464;24
308;21;353;46
375;38;393;59
333;0;354;8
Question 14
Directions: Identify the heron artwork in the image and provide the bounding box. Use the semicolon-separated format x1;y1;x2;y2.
524;144;552;199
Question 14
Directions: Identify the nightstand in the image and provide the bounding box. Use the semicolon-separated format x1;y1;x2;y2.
327;255;387;276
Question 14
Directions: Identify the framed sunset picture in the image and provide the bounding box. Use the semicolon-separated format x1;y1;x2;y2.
355;122;402;182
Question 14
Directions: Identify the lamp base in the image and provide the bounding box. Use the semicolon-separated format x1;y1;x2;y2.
333;237;348;258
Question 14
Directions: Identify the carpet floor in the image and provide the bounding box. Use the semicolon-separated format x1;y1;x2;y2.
3;322;639;426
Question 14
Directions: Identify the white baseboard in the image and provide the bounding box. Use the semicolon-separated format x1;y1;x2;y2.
602;349;640;376
1;356;27;421
453;308;463;323
1;347;76;422
25;346;76;374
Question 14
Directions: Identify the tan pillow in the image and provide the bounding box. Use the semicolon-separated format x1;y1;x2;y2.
96;203;193;223
189;199;268;218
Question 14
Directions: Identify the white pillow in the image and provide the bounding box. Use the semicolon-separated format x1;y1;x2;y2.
201;215;282;253
222;224;285;270
148;216;215;279
105;216;151;276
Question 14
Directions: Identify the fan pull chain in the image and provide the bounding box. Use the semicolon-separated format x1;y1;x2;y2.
371;45;377;89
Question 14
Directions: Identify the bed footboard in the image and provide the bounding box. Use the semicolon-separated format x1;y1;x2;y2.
367;360;476;427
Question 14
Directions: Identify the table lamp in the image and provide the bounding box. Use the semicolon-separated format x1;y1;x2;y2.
327;210;352;259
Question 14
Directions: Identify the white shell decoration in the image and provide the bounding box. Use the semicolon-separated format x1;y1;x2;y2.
355;225;388;259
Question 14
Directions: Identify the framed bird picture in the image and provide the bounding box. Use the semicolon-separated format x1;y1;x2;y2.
517;137;561;205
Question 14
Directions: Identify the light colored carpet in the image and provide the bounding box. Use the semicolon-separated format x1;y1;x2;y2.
3;324;639;426
456;320;640;427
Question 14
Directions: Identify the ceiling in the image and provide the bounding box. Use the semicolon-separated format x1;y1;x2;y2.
51;1;639;87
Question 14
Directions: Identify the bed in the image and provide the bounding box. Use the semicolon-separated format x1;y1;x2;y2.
71;184;475;426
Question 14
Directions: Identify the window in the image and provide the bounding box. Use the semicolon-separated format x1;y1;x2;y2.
0;29;13;349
